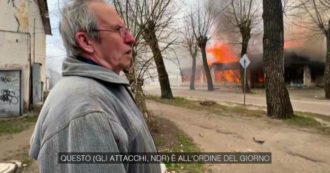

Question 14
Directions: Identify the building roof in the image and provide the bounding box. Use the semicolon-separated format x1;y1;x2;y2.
37;0;52;35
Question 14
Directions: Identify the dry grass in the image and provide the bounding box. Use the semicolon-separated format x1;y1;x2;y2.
147;95;330;136
150;115;203;173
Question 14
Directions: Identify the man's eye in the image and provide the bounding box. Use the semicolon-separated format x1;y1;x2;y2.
114;26;123;31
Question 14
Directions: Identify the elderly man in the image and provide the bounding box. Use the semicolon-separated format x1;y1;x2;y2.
29;0;161;172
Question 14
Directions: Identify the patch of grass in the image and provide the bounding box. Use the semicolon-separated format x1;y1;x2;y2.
154;138;165;147
173;131;201;153
23;115;39;123
285;113;321;127
0;120;30;135
150;116;203;173
147;96;192;108
165;130;202;173
295;111;330;123
285;112;330;135
17;148;33;166
147;95;330;136
0;114;38;135
146;95;265;118
0;123;26;135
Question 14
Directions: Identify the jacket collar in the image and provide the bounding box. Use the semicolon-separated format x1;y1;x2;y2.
62;56;129;85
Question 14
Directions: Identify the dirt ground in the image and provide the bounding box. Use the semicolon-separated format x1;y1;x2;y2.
147;101;330;173
0;124;39;173
0;117;198;173
0;125;34;162
2;98;330;173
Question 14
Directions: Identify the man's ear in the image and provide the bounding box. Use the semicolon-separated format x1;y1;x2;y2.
75;32;94;54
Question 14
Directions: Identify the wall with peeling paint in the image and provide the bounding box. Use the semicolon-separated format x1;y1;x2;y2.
28;0;46;87
0;0;29;32
0;32;30;111
0;0;47;113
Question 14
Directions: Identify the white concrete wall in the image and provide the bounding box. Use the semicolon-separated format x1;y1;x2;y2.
0;0;29;32
0;0;47;111
0;32;30;110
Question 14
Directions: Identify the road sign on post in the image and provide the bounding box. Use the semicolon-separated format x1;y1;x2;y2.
240;54;250;69
240;54;250;105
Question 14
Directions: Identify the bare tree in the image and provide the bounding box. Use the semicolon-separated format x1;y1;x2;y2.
220;0;262;93
182;17;199;90
263;0;294;118
298;0;330;99
123;0;176;99
113;0;157;123
188;0;218;91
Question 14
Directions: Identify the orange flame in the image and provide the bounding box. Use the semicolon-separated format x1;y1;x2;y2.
284;40;302;49
207;42;239;66
257;72;264;83
215;70;241;83
207;42;241;83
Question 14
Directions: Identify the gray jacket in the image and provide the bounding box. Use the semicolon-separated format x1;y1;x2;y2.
29;57;160;173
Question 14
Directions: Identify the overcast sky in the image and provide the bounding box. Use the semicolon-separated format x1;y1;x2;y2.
46;0;66;75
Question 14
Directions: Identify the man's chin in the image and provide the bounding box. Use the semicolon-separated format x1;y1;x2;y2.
123;69;129;74
122;63;133;73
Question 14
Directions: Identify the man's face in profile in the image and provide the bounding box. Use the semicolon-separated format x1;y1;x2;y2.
88;2;136;73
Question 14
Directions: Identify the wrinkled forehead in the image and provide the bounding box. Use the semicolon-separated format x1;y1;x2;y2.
87;1;125;27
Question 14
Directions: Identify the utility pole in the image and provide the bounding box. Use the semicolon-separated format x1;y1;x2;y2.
33;18;36;64
30;18;36;110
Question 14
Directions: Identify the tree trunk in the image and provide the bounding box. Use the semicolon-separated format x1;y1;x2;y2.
134;78;152;125
198;36;214;91
124;55;151;124
190;55;197;90
143;22;173;99
239;25;252;93
262;0;293;119
324;20;330;99
189;45;198;90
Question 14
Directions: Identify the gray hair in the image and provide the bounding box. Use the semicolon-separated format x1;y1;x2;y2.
59;0;105;57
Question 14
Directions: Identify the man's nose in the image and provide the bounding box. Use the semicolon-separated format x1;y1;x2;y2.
124;31;136;45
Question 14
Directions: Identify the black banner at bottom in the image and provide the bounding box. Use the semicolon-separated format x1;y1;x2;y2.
58;152;272;164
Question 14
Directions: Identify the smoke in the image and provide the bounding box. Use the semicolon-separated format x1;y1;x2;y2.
210;0;328;63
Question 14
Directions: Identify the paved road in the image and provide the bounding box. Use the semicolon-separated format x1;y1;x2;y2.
145;86;330;116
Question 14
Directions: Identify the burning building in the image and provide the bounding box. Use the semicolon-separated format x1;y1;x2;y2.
181;42;242;86
181;41;325;88
207;43;241;84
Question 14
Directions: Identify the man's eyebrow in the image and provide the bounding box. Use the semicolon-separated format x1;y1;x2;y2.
111;24;124;28
114;25;124;28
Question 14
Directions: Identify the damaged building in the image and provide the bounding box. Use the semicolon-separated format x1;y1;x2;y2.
182;42;325;88
0;0;51;117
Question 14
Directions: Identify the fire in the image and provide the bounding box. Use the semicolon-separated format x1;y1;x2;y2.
207;42;241;83
206;42;239;66
257;72;264;83
215;70;241;83
284;40;302;49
